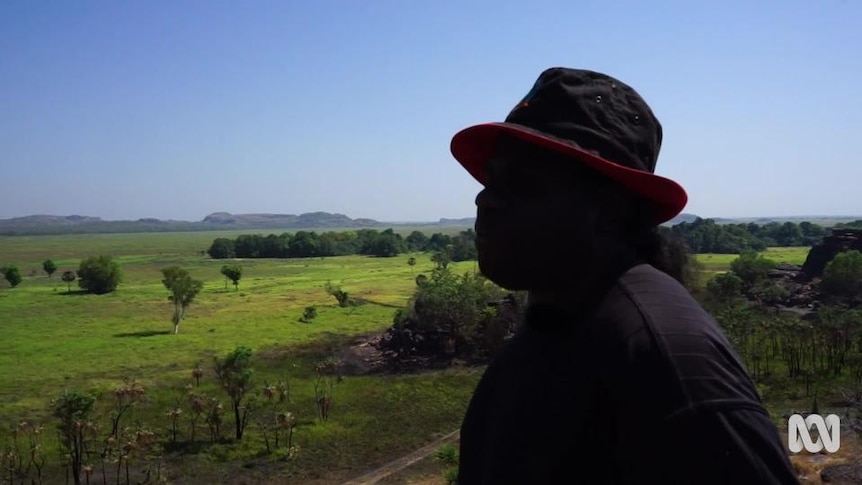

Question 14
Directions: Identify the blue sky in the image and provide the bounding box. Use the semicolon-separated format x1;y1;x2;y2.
1;0;860;222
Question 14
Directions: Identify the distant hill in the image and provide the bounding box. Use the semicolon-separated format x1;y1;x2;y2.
710;216;862;227
0;212;389;236
0;212;472;236
1;211;859;236
675;215;862;227
0;214;105;228
437;217;475;226
663;213;700;226
200;211;386;229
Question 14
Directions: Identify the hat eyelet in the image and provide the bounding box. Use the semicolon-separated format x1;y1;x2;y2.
595;95;603;103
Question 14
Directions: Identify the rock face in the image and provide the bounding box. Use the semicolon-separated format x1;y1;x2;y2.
800;228;862;282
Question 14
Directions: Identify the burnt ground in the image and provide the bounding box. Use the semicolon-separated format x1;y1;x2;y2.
334;333;389;376
333;333;471;377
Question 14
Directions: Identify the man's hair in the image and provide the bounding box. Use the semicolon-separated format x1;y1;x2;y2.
621;200;698;288
572;163;697;288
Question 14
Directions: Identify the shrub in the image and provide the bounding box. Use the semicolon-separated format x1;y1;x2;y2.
301;306;317;323
77;255;123;294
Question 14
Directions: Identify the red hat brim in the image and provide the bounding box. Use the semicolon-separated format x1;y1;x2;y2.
450;122;688;225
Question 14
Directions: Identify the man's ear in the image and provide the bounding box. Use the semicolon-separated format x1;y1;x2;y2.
594;188;636;236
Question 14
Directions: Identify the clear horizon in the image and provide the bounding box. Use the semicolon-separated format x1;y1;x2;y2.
3;210;862;224
2;1;860;222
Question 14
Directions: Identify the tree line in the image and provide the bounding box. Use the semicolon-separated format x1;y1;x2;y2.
204;219;862;262
664;218;862;254
206;228;478;261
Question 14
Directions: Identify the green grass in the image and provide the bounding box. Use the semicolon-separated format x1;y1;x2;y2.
0;251;478;405
694;246;809;273
0;231;482;482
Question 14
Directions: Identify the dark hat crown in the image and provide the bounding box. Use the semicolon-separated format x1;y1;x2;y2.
505;68;662;174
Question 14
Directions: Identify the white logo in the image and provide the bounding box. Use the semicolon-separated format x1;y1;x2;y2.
788;414;840;453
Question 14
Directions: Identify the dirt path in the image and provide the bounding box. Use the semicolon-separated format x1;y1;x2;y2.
340;430;460;485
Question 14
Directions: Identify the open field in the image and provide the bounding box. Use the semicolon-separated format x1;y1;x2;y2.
0;231;827;482
696;246;810;272
0;230;483;483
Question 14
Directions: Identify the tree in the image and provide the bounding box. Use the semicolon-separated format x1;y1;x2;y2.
729;251;776;291
706;272;744;305
450;230;478;262
61;271;76;293
220;264;243;290
821;250;862;306
288;231;319;258
214;346;254;441
362;229;404;257
405;231;429;252
399;266;506;357
431;249;452;269
161;266;205;334
408;257;417;274
52;390;96;485
1;265;22;288
207;238;236;259
77;255;123;294
42;259;57;277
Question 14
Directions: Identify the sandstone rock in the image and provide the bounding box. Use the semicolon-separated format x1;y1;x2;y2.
821;464;862;484
800;229;862;282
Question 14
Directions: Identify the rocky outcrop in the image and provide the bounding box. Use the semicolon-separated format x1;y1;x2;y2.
762;263;821;314
768;262;802;279
751;229;861;314
799;229;862;282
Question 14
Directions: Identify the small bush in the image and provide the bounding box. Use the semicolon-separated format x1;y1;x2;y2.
435;444;459;485
435;443;458;467
300;306;317;323
323;281;355;307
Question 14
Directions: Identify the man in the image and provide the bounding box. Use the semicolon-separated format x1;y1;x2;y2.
448;67;799;484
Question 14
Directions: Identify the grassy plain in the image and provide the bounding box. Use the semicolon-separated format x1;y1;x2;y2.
0;229;479;483
696;246;809;272
0;230;814;483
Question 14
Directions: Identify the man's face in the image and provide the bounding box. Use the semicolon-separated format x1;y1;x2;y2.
474;136;608;290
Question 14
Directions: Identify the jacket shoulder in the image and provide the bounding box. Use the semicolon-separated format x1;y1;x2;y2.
593;264;763;415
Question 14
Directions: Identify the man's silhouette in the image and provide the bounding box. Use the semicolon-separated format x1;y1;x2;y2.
449;67;799;484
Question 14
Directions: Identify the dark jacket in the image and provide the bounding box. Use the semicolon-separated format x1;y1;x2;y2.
457;263;799;484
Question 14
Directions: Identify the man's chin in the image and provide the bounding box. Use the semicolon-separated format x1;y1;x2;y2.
477;258;532;291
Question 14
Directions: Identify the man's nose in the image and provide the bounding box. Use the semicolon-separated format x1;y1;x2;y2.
475;188;507;210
